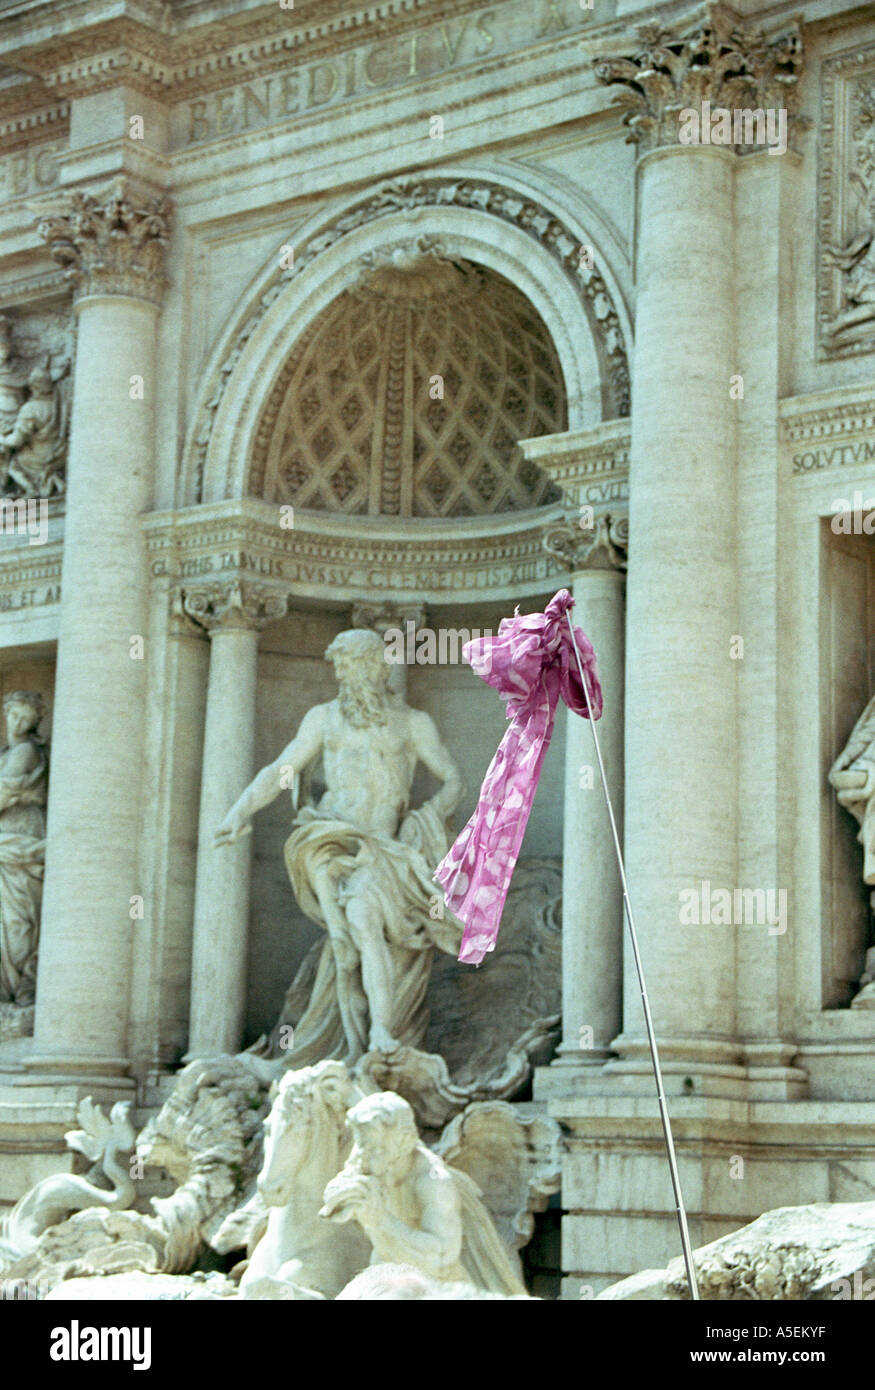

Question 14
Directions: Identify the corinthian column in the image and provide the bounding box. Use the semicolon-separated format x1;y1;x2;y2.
592;7;804;1083
185;581;287;1058
31;182;170;1077
537;515;627;1092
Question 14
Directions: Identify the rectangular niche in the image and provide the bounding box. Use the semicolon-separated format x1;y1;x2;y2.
820;518;875;1007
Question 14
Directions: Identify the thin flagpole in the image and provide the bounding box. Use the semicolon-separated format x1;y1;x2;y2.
564;611;700;1301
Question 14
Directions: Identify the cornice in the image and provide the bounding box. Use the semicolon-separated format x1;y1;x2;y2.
518;419;630;507
0;98;68;145
779;386;875;443
0;536;62;599
0;0;578;104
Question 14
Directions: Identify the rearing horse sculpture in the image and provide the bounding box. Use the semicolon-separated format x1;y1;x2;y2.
240;1060;371;1299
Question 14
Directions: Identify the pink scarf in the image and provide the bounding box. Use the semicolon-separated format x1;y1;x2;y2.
435;589;602;965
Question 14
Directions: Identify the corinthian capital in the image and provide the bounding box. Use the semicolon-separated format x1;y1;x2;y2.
181;581;287;634
36;180;171;304
543;513;628;573
592;3;805;153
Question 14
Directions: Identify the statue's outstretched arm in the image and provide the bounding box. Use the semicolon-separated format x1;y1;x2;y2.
409;710;463;818
214;705;326;846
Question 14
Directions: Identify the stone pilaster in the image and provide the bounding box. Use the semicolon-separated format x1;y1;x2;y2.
30;181;170;1079
536;515;627;1094
185;581;286;1059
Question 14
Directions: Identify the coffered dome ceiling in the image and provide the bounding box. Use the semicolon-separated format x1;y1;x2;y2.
253;245;566;517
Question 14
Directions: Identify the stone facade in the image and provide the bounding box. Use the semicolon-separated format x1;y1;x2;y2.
0;0;875;1298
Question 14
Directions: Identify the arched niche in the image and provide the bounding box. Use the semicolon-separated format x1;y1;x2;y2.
181;171;631;508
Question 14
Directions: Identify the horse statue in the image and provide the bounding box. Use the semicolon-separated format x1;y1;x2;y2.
239;1060;371;1299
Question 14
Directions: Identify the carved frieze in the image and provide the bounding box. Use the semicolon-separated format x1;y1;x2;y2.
820;48;875;358
36;180;171;305
0;310;72;499
143;498;579;606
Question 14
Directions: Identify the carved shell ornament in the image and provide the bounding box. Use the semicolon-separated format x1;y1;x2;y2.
354;238;484;303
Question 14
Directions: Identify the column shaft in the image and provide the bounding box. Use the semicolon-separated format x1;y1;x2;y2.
560;567;625;1061
621;147;738;1056
33;295;158;1073
187;624;259;1056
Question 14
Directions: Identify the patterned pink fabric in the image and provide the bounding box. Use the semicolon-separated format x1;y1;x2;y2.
434;588;602;965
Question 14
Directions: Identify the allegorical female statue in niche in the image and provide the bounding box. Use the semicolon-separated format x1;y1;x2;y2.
830;689;875;1007
0;691;48;1012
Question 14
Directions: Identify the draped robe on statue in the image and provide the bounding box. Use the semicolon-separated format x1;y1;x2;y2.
277;798;462;1066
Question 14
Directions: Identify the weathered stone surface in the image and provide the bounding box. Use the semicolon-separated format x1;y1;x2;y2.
599;1201;875;1300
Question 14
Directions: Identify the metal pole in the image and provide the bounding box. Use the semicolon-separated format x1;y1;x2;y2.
564;611;700;1300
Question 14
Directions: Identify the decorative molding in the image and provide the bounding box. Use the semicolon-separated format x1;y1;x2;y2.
820;43;875;359
35;180;171;305
0;270;71;308
0;103;69;148
193;176;630;500
354;238;483;304
542;512;628;572
780;388;875;476
143;497;576;605
0;534;62;617
0;0;586;110
180;579;287;634
591;2;805;154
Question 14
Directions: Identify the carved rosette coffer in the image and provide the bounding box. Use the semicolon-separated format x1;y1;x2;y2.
36;180;171;304
592;2;805;153
180;581;287;634
542;513;628;573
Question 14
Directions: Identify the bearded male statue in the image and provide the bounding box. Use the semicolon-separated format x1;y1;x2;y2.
215;629;464;1065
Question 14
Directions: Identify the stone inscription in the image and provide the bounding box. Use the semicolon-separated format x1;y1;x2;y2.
792;439;875;474
151;552;550;591
0;583;60;612
0;142;61;198
174;0;588;148
151;552;285;579
581;479;629;504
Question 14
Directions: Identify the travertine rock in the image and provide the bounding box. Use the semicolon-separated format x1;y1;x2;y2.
599;1201;875;1300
